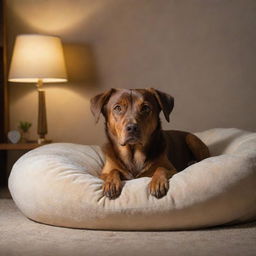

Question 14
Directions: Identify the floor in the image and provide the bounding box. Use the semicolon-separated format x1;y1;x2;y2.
0;198;256;256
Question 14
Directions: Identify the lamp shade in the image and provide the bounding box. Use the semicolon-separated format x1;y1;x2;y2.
8;34;67;83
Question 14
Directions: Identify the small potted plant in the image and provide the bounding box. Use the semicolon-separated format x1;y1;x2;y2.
18;121;32;143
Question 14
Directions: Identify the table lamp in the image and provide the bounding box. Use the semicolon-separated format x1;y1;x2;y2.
8;34;68;144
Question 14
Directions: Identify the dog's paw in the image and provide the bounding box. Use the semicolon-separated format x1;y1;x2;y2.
103;179;122;200
149;176;169;199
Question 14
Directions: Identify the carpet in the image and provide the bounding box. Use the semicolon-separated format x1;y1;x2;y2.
0;199;256;256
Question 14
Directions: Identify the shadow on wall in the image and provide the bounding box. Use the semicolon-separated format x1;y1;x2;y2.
63;43;100;88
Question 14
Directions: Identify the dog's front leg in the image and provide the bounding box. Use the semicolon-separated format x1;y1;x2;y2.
101;169;123;199
149;167;177;199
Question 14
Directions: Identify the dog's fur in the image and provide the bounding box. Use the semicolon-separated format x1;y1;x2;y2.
90;88;210;199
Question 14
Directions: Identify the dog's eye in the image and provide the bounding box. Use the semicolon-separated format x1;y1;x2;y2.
113;105;122;112
141;105;151;112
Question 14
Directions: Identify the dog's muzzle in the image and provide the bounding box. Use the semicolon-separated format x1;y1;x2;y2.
120;124;141;146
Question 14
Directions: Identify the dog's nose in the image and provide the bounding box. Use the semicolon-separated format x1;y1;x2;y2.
126;123;138;133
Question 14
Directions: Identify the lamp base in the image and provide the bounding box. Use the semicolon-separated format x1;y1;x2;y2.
37;137;52;145
37;79;48;144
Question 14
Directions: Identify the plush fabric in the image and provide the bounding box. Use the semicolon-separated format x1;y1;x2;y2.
8;128;256;230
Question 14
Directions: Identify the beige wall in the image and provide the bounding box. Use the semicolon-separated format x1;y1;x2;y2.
6;0;256;145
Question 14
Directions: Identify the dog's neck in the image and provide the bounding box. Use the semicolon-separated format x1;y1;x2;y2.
105;122;166;177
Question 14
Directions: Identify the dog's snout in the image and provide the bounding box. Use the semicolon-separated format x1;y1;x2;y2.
126;123;138;133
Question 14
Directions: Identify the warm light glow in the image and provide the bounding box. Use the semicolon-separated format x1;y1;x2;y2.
8;34;68;83
9;0;108;34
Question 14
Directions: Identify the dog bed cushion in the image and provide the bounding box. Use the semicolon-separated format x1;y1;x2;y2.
8;128;256;230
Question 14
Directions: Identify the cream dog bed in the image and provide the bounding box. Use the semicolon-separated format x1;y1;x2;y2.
8;128;256;230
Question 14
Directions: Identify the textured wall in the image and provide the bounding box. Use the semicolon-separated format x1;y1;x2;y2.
6;0;256;145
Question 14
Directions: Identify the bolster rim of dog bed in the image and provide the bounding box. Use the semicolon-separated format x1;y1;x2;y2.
8;128;256;230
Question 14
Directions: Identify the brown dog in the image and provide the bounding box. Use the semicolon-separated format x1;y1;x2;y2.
90;88;210;199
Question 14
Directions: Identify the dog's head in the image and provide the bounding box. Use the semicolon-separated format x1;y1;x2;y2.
90;88;174;146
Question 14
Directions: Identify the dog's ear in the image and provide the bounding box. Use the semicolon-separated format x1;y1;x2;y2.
90;88;115;123
148;88;174;122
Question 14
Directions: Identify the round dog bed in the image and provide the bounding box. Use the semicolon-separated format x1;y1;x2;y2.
8;128;256;230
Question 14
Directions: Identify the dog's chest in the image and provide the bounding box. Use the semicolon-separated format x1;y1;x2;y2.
120;147;146;178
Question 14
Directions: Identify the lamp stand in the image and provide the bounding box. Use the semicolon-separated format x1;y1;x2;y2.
36;79;49;144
